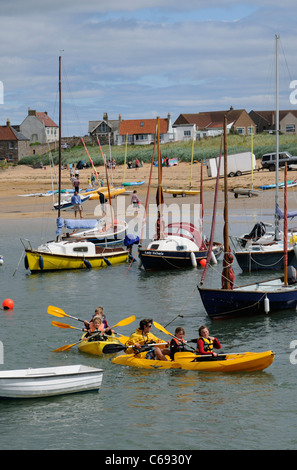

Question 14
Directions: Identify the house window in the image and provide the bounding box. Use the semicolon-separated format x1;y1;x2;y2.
286;124;295;133
135;135;147;141
184;130;191;136
236;127;245;135
9;141;14;149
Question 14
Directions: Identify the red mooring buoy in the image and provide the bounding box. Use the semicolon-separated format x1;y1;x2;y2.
2;299;14;310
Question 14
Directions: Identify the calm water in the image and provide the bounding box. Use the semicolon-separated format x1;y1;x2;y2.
1;206;297;451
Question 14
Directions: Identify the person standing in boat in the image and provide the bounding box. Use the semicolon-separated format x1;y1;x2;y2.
169;327;187;360
196;325;221;357
125;319;169;360
71;191;83;219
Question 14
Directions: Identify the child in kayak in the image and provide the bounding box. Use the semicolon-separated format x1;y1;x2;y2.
85;306;114;335
196;325;221;357
126;318;169;360
169;327;187;359
83;316;108;341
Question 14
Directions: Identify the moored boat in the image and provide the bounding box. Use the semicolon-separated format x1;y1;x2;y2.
112;350;275;372
22;239;129;272
138;222;223;271
0;365;103;399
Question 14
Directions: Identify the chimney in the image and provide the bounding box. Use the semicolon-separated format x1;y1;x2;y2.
6;118;10;127
119;114;122;122
103;112;108;121
28;109;36;116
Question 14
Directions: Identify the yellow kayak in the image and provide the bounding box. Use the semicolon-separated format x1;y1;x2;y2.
88;187;126;200
112;350;275;372
165;188;200;197
78;334;124;356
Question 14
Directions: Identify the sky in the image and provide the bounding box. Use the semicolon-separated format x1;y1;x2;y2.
1;0;297;136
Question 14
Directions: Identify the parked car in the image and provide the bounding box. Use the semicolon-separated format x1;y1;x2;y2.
61;142;70;149
261;151;297;171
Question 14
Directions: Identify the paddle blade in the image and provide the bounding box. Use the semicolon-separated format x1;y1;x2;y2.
51;321;76;330
47;305;68;318
53;342;78;352
111;315;136;328
102;343;127;354
153;321;173;337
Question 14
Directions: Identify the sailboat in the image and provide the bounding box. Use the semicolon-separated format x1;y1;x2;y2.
230;34;297;272
22;56;129;272
138;118;223;271
198;111;297;320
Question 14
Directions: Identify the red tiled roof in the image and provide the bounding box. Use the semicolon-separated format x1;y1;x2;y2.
0;126;18;141
119;118;168;136
36;112;58;127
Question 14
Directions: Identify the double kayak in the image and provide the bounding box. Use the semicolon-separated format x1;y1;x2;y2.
112;350;275;372
78;334;128;356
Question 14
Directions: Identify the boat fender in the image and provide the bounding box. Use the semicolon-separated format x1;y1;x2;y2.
264;295;270;314
293;243;297;259
84;259;92;269
24;255;29;270
211;251;217;265
287;265;297;285
103;257;112;266
190;252;197;268
39;255;44;270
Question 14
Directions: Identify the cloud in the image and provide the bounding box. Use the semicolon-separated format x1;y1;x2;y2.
0;2;297;135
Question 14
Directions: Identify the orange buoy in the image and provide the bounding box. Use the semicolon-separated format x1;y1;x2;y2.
200;259;207;268
2;299;14;310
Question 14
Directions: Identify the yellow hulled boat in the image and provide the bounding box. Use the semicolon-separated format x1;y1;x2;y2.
112;350;275;372
23;239;129;272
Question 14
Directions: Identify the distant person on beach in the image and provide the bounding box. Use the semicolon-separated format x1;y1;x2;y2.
91;172;95;187
131;190;141;212
97;191;106;217
135;158;139;169
71;190;83;219
73;177;80;193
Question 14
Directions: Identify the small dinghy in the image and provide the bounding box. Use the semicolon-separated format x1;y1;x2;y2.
0;365;103;398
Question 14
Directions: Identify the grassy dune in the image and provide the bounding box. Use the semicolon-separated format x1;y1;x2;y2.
18;133;297;168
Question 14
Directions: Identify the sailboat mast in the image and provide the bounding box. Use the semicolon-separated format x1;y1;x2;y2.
58;55;62;219
223;115;231;290
275;33;280;240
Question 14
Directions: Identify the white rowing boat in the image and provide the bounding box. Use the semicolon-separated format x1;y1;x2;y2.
0;365;103;398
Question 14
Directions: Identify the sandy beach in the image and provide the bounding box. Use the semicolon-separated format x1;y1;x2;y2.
0;161;293;220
